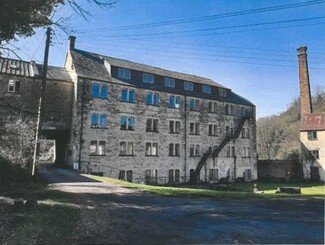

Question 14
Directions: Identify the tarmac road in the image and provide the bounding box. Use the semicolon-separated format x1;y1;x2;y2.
39;167;324;244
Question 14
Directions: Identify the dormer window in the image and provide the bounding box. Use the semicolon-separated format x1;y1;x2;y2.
184;81;194;91
8;80;20;93
202;85;211;94
219;88;227;97
143;73;154;84
118;68;131;80
164;77;175;88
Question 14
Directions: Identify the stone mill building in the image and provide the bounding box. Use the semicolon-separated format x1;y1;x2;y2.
65;37;257;184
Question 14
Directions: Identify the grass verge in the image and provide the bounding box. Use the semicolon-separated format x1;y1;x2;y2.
86;174;325;198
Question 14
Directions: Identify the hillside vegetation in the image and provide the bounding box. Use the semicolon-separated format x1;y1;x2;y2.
257;88;325;160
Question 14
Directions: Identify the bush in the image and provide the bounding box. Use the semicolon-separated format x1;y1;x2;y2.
0;156;31;184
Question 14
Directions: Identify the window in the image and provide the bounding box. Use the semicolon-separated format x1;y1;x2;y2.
230;127;234;137
100;114;107;128
169;95;180;108
89;141;106;155
243;147;250;157
240;107;246;116
175;169;180;183
202;85;211;94
219;88;227;97
119;141;134;156
242;128;246;138
184;81;194;91
118;170;126;180
126;170;133;182
168;169;174;183
246;128;250;139
169;121;181;133
143;73;154;83
118;68;131;80
311;150;320;160
308;131;317;140
189;98;200;111
244;169;252;181
146;142;158;156
231;146;236;157
164;77;175;88
209;169;218;181
91;83;100;98
146;92;159;106
121;88;135;103
91;113;107;128
120;116;134;130
230;105;235;115
146;118;159;132
190;122;200;135
91;83;108;99
190;144;200;157
101;85;108;98
208;102;218;113
208;124;218;136
91;113;98;127
169;143;180;156
8;80;20;93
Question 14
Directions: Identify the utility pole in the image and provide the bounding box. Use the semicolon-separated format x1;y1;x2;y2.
31;27;51;176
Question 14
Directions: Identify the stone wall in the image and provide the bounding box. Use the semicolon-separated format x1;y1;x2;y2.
70;77;257;184
257;159;303;181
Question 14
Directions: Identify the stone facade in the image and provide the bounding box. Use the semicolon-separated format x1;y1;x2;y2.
65;37;257;184
0;58;73;164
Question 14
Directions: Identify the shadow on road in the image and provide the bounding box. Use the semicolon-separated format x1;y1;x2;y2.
38;166;101;184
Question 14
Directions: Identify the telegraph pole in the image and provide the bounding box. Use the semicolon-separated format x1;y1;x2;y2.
32;27;51;176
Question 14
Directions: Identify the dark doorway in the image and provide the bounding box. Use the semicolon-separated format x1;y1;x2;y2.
310;166;320;181
41;130;70;166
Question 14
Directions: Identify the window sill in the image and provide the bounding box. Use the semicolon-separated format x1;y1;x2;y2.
308;139;318;141
7;91;21;94
168;107;180;109
189;155;201;158
92;97;108;100
168;155;181;157
169;132;181;134
242;156;251;158
208;135;218;137
146;130;159;133
119;154;135;157
145;155;159;157
91;126;108;129
189;133;200;136
89;154;106;156
120;101;135;104
147;104;160;107
120;129;134;131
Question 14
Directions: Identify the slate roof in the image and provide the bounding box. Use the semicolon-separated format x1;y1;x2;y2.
301;113;325;131
0;57;71;81
70;49;255;106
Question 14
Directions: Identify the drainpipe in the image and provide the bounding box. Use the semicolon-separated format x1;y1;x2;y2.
184;94;187;183
78;78;85;170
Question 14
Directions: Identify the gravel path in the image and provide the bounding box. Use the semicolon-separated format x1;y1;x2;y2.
39;168;325;244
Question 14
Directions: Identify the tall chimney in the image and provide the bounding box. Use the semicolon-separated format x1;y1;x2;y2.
68;36;76;50
297;46;312;115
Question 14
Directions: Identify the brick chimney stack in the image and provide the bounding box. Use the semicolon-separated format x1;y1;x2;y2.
297;46;312;115
68;36;76;50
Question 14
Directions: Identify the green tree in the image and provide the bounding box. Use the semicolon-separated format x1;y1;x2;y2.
0;0;115;42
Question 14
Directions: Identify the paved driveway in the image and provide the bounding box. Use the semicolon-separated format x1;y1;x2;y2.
39;168;324;244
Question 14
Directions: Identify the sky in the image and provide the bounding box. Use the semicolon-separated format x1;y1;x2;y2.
4;0;325;118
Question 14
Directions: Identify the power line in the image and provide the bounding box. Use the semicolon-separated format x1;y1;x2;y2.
78;0;325;32
77;43;325;70
84;16;325;38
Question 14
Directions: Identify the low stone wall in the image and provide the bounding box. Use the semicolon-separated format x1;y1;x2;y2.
257;159;304;181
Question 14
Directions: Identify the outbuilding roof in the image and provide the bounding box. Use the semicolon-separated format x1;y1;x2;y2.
301;113;325;131
0;57;71;81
